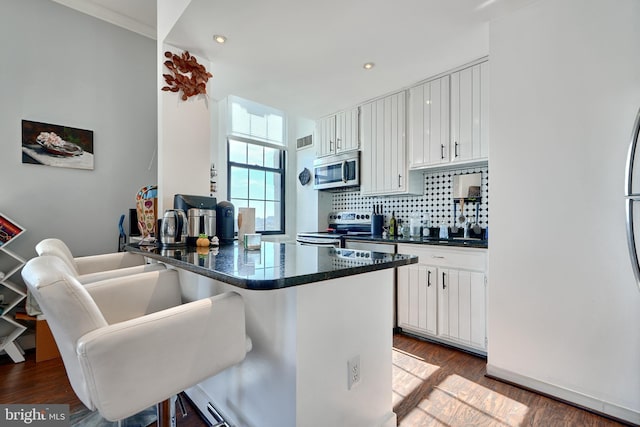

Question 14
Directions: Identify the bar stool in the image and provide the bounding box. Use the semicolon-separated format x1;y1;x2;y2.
35;238;165;284
22;255;251;426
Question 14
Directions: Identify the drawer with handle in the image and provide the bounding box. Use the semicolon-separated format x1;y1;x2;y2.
397;244;486;271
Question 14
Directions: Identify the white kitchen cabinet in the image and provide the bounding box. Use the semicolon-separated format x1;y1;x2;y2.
437;268;486;350
397;263;437;336
408;75;450;168
315;107;359;157
336;107;359;153
360;91;422;196
397;243;487;354
449;61;489;163
408;60;489;169
315;114;336;157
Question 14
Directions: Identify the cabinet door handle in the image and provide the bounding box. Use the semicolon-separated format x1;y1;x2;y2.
330;140;334;151
440;144;445;159
442;272;446;289
336;138;341;150
398;174;402;188
454;141;459;157
427;270;431;287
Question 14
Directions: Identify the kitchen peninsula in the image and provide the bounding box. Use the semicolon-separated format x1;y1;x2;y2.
127;242;417;427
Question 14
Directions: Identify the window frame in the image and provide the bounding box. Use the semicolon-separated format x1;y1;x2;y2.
227;137;286;235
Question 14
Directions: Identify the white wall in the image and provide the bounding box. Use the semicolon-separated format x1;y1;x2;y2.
0;0;157;258
488;0;640;423
158;44;211;212
157;0;191;42
294;119;332;233
157;1;212;212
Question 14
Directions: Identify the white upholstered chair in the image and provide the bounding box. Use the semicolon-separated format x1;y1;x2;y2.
22;255;250;425
35;238;165;283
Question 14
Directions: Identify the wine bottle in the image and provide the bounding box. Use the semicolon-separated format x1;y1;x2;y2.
389;211;396;237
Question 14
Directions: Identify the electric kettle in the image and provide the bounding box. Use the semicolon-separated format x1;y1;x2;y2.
159;209;188;246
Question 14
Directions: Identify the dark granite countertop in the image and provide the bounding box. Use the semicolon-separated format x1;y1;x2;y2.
343;234;489;249
126;241;417;290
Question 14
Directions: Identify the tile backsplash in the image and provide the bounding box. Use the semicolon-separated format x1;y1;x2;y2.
331;165;489;228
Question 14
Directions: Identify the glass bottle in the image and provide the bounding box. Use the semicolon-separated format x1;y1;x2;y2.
389;211;396;237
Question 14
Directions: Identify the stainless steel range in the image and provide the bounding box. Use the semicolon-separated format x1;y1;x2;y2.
296;211;372;247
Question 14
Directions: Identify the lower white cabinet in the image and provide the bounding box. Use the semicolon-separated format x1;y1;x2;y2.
397;263;437;336
397;244;487;354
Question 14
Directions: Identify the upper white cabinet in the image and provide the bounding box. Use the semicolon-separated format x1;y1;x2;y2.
336;107;360;153
315;115;335;157
408;75;451;167
450;61;489;163
315;107;359;157
409;60;489;169
360;91;422;196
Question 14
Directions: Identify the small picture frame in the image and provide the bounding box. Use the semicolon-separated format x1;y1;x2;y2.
0;213;26;248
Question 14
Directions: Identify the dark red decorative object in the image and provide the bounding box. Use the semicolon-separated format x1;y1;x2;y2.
162;51;213;101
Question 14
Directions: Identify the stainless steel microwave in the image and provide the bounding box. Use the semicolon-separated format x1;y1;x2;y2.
313;151;360;190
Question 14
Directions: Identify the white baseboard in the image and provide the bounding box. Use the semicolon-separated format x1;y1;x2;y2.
486;364;640;426
380;412;398;427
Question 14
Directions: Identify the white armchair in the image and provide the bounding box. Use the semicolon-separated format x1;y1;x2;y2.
22;255;250;424
35;238;164;283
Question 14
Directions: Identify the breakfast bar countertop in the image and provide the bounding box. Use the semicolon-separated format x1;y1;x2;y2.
126;241;417;290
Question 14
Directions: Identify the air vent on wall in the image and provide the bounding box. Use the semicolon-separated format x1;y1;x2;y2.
297;135;312;150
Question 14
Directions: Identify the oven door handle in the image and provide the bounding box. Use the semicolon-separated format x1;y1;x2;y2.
298;241;340;247
296;238;341;247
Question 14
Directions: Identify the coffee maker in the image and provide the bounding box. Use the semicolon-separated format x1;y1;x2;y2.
174;194;217;213
174;194;217;245
216;201;235;244
187;208;216;245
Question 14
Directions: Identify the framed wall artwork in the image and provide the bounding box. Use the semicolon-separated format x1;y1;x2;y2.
21;119;94;170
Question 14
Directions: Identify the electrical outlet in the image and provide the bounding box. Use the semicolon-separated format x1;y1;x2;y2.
347;355;360;390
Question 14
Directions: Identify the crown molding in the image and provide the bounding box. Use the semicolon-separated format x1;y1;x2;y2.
51;0;156;40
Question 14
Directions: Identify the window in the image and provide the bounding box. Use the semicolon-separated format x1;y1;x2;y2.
227;96;286;235
228;95;284;144
228;139;285;234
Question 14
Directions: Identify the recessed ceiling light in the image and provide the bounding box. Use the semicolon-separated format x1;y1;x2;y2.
213;34;227;44
363;62;375;70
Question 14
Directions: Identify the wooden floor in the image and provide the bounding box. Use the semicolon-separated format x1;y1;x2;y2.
0;334;627;426
392;334;626;426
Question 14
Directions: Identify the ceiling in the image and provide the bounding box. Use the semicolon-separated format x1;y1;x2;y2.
52;0;535;120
